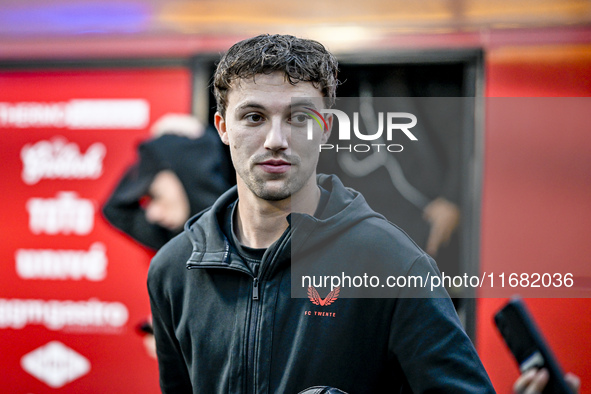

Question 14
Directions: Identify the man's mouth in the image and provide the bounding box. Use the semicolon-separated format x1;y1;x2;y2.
258;159;291;174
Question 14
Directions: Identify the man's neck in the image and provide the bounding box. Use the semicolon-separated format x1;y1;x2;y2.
234;179;320;249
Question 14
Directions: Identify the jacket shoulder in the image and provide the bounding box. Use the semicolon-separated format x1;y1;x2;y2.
358;215;427;261
147;231;193;293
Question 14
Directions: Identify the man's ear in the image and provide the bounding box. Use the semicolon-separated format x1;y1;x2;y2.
214;112;229;145
321;113;333;144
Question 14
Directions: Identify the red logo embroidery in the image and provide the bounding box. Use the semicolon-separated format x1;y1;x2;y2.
307;286;340;306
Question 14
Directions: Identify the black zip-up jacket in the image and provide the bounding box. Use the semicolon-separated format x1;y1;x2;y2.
148;175;495;393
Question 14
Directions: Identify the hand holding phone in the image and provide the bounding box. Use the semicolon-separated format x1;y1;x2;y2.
514;368;581;394
494;297;574;394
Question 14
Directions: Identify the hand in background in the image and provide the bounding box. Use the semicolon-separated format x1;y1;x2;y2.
513;368;580;394
143;333;157;359
423;197;460;257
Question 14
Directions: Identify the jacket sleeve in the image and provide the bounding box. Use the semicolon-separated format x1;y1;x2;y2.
102;164;174;250
388;254;495;393
148;253;193;393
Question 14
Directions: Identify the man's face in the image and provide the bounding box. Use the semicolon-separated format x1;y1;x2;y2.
215;72;330;202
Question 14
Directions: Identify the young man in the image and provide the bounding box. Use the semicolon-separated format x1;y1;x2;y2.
148;34;495;393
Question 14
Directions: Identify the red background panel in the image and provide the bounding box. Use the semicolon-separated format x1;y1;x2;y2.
477;48;591;393
0;68;191;392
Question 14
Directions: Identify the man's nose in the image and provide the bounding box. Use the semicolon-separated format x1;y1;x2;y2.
263;119;288;151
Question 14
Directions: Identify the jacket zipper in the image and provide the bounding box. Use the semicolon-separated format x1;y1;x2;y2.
188;234;290;394
188;259;259;393
246;276;260;394
252;277;259;300
244;231;290;394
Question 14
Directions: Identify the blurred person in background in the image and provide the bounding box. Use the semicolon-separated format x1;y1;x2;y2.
103;113;234;250
317;70;463;302
103;113;234;357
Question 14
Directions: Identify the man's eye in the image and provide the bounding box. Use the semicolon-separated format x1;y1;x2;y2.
291;113;310;126
245;113;264;123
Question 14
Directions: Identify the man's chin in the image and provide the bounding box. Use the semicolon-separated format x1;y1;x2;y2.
250;180;293;201
255;188;292;202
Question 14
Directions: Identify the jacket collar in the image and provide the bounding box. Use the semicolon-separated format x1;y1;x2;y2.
184;174;380;270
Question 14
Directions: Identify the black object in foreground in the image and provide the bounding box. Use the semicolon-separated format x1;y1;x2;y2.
494;297;573;394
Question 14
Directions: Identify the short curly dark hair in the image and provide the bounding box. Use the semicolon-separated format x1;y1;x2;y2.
213;34;339;116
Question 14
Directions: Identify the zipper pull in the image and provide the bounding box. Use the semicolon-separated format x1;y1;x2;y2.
252;278;259;300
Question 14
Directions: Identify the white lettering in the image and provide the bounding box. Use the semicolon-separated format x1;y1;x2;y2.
308;110;417;142
0;102;66;128
65;99;149;129
318;144;404;153
26;192;94;235
317;109;350;140
353;112;384;140
21;137;106;185
0;99;149;129
15;243;107;281
0;298;128;330
387;112;418;141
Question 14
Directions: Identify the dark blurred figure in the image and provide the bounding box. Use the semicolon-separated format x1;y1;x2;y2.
103;114;234;250
102;113;234;358
318;67;464;299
